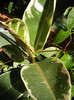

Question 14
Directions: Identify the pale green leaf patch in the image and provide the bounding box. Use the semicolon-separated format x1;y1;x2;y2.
39;47;59;57
6;18;30;45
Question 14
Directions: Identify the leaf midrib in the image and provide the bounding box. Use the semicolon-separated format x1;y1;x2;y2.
35;62;56;100
35;0;52;50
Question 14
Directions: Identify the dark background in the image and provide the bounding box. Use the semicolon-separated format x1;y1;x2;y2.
0;0;74;18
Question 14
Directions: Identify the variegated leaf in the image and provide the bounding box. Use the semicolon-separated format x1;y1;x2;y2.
6;18;30;45
0;30;28;62
39;47;59;57
22;0;56;51
21;57;71;100
0;21;34;56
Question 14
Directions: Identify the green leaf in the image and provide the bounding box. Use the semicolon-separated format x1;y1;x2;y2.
13;59;29;68
6;18;30;45
2;65;8;72
67;7;74;30
0;69;27;100
22;0;56;51
51;17;67;30
39;47;59;57
60;53;73;70
0;31;27;62
8;2;14;13
21;57;71;100
0;30;15;46
0;21;34;56
0;38;24;62
54;29;70;45
71;85;74;99
2;45;26;62
64;7;72;17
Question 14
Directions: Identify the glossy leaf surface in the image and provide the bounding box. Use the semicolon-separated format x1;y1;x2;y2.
22;0;56;51
0;69;27;100
21;57;71;100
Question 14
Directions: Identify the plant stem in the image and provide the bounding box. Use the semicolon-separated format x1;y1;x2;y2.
0;60;12;66
64;33;72;55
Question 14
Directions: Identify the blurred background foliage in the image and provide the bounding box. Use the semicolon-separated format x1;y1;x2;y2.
0;0;74;19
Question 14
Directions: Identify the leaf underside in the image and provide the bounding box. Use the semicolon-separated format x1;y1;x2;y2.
6;18;30;45
0;31;27;62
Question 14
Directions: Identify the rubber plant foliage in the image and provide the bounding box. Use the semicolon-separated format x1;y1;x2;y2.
0;0;71;100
